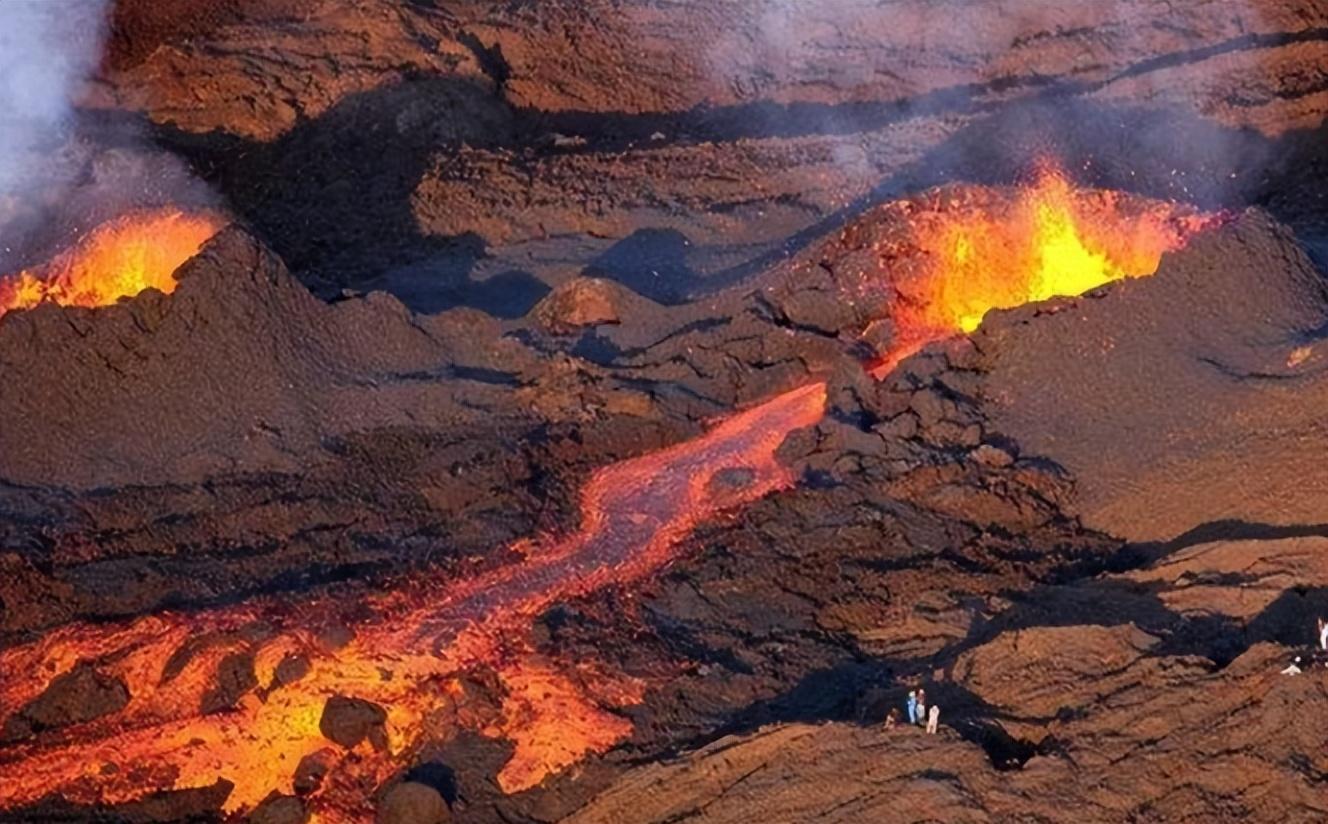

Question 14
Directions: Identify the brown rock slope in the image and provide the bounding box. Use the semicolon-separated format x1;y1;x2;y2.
0;227;668;632
569;533;1328;822
977;212;1328;543
533;214;1328;823
79;0;1328;289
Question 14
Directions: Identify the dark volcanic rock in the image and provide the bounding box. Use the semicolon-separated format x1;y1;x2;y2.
248;792;308;824
978;212;1328;542
0;227;673;632
566;535;1328;823
376;781;449;824
272;653;312;688
320;695;389;750
119;780;235;823
201;651;259;714
293;749;336;795
1;662;129;741
530;278;633;334
0;227;538;490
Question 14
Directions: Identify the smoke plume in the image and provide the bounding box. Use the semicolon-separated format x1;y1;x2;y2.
0;0;219;276
0;0;108;197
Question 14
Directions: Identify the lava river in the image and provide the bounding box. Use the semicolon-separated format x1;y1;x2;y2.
0;382;827;820
0;166;1217;821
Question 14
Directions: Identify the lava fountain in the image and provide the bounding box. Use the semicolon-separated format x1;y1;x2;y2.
0;165;1218;821
0;209;224;319
866;164;1219;374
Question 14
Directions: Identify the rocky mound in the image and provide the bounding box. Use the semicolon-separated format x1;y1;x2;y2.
482;212;1328;822
976;212;1328;542
0;227;669;633
566;530;1328;822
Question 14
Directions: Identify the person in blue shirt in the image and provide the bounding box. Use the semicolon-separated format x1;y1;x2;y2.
906;690;918;725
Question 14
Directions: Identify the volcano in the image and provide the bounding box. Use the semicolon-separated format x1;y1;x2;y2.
3;2;1328;823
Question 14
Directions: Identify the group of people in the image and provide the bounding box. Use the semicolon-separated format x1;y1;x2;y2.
1279;617;1328;675
884;687;939;734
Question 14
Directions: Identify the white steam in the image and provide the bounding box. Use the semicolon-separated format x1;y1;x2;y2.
0;0;108;196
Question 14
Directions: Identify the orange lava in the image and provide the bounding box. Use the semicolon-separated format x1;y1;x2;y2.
0;383;827;821
870;164;1217;375
0;209;224;319
491;662;646;794
0;164;1219;821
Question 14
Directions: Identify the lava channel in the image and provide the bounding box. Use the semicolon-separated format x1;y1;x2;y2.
0;383;827;820
0;164;1218;821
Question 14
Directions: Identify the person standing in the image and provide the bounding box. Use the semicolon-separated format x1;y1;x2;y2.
915;688;927;726
1319;617;1328;651
906;690;918;725
927;704;940;734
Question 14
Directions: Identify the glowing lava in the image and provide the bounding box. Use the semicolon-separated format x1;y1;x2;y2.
873;164;1217;373
0;166;1218;821
0;383;827;821
0;209;224;319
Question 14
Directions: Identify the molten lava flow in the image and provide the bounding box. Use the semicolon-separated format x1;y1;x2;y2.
0;209;224;319
0;165;1220;821
872;164;1217;374
0;383;827;821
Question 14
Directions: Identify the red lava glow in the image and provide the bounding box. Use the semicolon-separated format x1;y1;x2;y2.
0;209;223;320
866;164;1218;376
0;165;1219;820
0;383;827;820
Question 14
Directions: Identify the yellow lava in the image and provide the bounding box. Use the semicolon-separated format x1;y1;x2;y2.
0;209;223;318
911;166;1195;336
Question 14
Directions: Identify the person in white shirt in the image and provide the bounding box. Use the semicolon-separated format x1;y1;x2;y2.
926;704;940;734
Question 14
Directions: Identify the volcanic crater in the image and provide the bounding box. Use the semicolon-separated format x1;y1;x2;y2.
3;1;1328;823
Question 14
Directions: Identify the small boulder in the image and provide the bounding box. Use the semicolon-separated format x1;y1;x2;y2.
708;467;756;494
293;749;336;795
320;695;388;749
530;278;626;334
971;443;1015;468
2;663;129;741
314;623;355;653
248;792;308;824
376;782;448;824
201;652;258;713
273;654;312;687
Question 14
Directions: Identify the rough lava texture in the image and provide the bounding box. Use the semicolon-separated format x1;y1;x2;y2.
978;212;1328;542
3;1;1328;823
